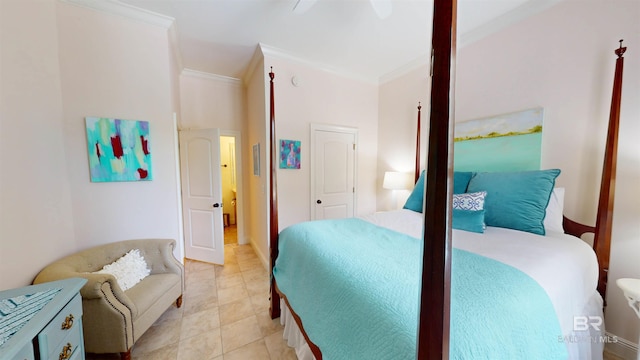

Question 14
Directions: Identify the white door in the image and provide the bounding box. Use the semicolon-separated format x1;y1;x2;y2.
179;129;224;264
311;125;357;220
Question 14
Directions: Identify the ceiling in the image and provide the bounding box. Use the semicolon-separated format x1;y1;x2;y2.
110;0;558;83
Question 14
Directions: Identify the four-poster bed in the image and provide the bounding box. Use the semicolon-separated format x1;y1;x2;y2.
267;6;625;357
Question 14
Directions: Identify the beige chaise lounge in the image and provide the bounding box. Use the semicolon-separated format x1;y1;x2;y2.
33;239;184;360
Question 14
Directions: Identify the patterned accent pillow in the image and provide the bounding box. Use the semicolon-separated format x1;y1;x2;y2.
452;191;487;211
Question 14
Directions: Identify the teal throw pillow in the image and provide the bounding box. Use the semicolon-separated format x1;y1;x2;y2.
453;171;474;194
466;169;561;235
403;171;476;213
452;209;486;233
403;171;425;212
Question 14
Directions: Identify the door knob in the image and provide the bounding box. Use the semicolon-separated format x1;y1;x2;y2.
213;203;221;208
316;200;322;204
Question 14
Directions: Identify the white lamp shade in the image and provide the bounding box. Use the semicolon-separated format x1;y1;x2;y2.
383;171;413;190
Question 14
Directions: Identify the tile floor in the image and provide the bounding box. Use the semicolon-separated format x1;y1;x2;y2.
87;243;296;360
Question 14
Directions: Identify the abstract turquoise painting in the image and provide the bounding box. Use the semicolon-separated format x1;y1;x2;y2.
280;139;301;169
454;108;543;172
85;117;152;182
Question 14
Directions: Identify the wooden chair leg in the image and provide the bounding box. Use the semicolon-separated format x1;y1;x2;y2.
176;295;183;308
120;349;131;360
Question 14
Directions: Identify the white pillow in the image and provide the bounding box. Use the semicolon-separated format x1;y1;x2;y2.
93;249;150;291
544;187;565;234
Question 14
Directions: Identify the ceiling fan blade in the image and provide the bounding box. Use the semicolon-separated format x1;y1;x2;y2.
370;0;392;19
293;0;318;14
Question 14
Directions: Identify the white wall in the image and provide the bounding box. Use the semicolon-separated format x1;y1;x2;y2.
179;70;245;131
263;54;380;229
0;0;77;288
454;1;639;356
0;1;183;290
244;57;269;265
56;2;181;252
377;66;431;211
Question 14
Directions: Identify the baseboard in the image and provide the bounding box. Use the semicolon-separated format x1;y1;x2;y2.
248;238;270;271
605;332;638;360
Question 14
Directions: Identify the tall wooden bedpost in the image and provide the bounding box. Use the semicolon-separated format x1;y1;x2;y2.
417;0;456;358
269;68;281;319
415;102;422;184
593;40;626;301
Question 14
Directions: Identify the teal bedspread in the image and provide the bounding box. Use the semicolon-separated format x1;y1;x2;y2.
273;218;568;360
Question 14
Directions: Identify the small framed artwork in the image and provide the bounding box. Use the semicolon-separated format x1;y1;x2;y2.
85;117;152;182
280;139;301;169
253;143;260;176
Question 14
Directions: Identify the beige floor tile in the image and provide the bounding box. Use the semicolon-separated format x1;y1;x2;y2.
183;290;219;316
250;293;271;313
217;283;249;306
238;258;264;272
219;298;255;325
242;268;269;283
264;330;298;360
220;315;264;353
234;245;255;255
180;307;221;339
245;278;270;297
152;303;184;326
223;339;271;360
131;318;181;355
131;343;178;360
215;262;241;277
177;328;223;360
235;251;258;263
216;272;245;290
187;260;217;273
256;312;283;337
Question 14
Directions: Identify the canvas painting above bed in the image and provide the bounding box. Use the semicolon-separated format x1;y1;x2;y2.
454;107;544;172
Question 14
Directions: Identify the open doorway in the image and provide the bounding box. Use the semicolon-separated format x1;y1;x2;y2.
220;135;238;245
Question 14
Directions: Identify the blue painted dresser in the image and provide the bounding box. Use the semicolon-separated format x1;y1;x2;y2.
0;278;86;360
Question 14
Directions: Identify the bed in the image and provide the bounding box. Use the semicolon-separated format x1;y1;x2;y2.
266;6;627;357
274;178;604;359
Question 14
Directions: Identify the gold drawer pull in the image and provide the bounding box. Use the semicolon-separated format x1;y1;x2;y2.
61;314;74;330
59;343;73;360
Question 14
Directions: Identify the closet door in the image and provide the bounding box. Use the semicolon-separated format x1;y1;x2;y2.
310;124;357;220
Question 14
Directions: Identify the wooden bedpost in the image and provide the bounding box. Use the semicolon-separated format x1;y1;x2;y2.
417;0;456;358
593;40;626;301
269;68;281;319
415;102;422;184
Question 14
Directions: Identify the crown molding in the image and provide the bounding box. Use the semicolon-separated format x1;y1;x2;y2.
59;0;174;28
181;68;242;86
459;0;562;47
379;53;430;85
259;43;378;85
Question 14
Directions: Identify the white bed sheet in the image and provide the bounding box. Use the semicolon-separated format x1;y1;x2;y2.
361;209;600;339
280;209;604;359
